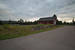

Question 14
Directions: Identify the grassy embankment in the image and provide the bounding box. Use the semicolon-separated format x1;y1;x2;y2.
0;24;63;40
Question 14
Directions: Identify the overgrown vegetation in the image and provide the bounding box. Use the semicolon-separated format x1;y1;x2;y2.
0;24;62;40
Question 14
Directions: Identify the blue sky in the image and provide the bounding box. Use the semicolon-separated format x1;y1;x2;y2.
0;0;75;22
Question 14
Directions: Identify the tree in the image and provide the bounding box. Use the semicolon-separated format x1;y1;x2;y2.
0;20;3;25
72;17;75;24
18;19;24;23
63;21;66;24
56;20;62;25
18;19;24;25
53;14;57;20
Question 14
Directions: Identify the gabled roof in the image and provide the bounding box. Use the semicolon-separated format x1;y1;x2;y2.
38;14;57;21
38;17;55;21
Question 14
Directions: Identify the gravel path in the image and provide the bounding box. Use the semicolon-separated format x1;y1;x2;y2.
0;26;75;50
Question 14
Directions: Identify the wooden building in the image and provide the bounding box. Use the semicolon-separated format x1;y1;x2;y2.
38;14;57;25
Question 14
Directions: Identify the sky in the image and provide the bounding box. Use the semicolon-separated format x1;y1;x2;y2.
0;0;75;22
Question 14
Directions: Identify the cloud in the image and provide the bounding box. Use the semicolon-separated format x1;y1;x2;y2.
0;2;15;20
0;0;75;22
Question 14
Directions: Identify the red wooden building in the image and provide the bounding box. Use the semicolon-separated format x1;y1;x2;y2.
38;14;57;25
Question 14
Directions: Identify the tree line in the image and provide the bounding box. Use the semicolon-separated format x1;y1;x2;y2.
56;19;75;25
0;19;75;25
0;19;38;25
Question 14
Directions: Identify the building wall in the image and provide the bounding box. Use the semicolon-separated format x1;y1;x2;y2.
38;20;54;24
53;20;56;25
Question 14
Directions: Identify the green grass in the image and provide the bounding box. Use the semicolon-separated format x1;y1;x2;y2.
0;24;63;40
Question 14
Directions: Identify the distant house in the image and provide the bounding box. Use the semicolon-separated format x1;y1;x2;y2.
38;14;57;25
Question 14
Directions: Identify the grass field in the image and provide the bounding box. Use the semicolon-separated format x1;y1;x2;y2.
0;24;63;40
